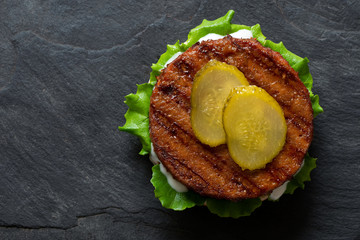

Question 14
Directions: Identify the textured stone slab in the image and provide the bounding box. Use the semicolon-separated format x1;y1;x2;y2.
0;0;359;239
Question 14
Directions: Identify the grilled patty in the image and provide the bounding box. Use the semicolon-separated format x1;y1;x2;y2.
149;36;313;200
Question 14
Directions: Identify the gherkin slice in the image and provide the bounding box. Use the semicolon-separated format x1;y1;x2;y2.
191;60;249;147
223;86;287;170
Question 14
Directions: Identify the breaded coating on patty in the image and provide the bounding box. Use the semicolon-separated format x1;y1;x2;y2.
149;36;313;200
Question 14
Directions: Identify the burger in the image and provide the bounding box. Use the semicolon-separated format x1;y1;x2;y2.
119;10;323;217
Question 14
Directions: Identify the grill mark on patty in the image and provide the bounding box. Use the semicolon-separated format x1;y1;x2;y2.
150;105;196;141
202;38;313;125
205;147;264;195
173;58;197;77
150;107;264;198
150;95;192;136
282;111;313;145
230;38;308;100
158;83;176;95
156;84;191;110
155;144;210;189
151;107;229;173
231;38;297;79
151;113;232;196
149;36;314;200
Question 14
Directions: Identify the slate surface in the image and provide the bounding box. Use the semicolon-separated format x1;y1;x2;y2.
0;0;359;239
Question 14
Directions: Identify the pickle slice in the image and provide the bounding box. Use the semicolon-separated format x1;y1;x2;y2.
223;86;287;170
191;60;249;147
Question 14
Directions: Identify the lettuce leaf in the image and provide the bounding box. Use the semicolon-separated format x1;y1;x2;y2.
151;165;205;210
151;164;262;217
285;154;317;195
118;83;154;155
206;198;262;218
150;40;182;79
181;10;235;50
119;10;323;216
310;93;323;117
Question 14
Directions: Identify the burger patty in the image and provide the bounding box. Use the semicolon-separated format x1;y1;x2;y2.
149;36;313;200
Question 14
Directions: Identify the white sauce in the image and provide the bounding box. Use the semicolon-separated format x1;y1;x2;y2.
230;29;253;39
198;33;224;42
151;29;302;200
268;181;289;201
164;52;183;67
150;144;188;192
268;161;305;201
149;144;161;165
198;29;253;43
159;164;188;193
163;29;253;68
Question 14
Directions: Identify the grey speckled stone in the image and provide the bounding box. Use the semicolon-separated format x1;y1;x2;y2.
1;0;359;239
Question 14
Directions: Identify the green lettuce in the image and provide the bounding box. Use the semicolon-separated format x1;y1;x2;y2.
151;164;262;218
181;10;235;49
150;40;182;81
206;198;262;218
285;153;317;195
118;83;154;155
119;10;323;217
151;165;205;210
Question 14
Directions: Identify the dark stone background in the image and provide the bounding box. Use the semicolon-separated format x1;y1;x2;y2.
1;0;359;239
